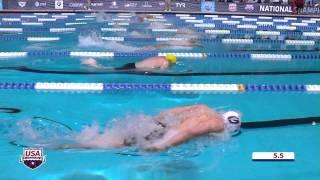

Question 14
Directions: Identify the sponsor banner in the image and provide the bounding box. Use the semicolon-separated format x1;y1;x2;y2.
66;0;87;9
89;0;165;11
297;6;320;14
201;0;215;13
2;0;318;15
2;0;166;11
215;2;320;15
55;0;64;9
171;0;201;11
3;0;87;10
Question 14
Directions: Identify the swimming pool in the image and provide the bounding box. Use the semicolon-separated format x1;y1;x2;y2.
0;12;320;179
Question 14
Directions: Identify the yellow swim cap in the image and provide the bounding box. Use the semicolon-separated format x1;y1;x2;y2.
165;54;177;64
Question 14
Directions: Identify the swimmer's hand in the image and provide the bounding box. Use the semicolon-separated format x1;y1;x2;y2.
81;58;114;70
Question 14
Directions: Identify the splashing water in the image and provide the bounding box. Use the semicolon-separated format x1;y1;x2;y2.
78;32;105;47
3;110;232;157
95;12;112;22
78;32;141;52
2;118;73;147
72;114;165;149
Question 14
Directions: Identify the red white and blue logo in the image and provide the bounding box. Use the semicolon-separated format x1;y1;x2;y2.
20;148;46;169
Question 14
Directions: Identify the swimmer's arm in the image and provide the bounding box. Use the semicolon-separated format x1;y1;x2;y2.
81;58;114;70
52;143;97;150
159;62;169;71
144;130;190;151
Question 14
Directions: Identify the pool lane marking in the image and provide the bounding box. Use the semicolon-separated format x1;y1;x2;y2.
251;54;292;61
256;22;274;26
255;31;280;36
0;28;23;32
27;37;60;42
2;14;320;23
70;52;114;57
0;52;27;57
49;28;76;32
185;20;204;23
285;40;315;46
20;15;37;18
222;39;254;45
1;66;320;76
1;52;319;61
1;18;21;22
231;15;245;19
101;37;124;41
276;25;297;30
33;13;48;15
237;24;258;29
1;82;319;93
65;22;87;26
38;18;57;22
52;15;69;19
108;22;130;26
75;18;95;21
222;20;241;25
101;28;127;32
21;22;43;26
194;24;215;28
179;16;196;20
0;24;318;34
205;29;230;34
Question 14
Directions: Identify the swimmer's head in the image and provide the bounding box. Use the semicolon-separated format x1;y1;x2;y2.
222;111;241;134
165;54;177;64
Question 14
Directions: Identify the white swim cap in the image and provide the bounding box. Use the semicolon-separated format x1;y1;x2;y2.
222;111;241;134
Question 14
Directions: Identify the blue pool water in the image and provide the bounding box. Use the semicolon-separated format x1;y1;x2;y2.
0;13;320;179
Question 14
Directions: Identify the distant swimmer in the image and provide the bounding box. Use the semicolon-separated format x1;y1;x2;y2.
81;54;177;71
136;14;159;22
141;39;204;51
55;104;241;151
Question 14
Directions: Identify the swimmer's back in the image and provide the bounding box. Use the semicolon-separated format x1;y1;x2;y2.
135;57;169;69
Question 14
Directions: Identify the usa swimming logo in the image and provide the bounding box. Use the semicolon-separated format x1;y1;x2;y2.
20;148;46;169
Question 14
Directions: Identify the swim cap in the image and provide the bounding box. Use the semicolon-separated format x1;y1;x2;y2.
165;54;177;64
222;111;241;134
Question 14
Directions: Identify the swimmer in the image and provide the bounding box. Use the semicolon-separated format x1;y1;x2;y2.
141;39;204;51
81;54;177;71
55;104;241;151
136;14;158;22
